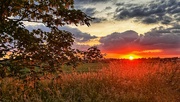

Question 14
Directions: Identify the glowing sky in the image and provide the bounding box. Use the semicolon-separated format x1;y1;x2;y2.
26;0;180;58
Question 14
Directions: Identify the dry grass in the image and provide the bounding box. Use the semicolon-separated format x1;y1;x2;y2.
1;60;180;102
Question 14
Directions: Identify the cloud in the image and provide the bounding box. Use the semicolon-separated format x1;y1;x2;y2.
141;15;158;24
92;17;107;23
80;7;107;23
74;0;111;4
99;30;139;53
74;0;179;26
150;25;180;33
60;26;97;42
25;24;97;43
82;8;96;17
26;24;51;32
99;26;180;56
75;7;108;23
105;7;112;10
114;0;180;25
139;32;180;49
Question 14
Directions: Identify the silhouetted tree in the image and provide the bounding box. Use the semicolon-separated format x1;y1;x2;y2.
0;0;92;77
84;46;104;63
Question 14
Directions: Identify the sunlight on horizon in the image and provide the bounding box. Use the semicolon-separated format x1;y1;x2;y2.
129;56;134;60
120;54;141;59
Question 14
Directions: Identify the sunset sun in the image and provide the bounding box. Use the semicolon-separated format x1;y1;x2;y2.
129;56;134;60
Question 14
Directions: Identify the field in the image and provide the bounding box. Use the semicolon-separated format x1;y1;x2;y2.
0;59;180;102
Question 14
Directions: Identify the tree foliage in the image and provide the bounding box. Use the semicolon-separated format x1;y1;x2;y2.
0;0;103;78
84;46;104;62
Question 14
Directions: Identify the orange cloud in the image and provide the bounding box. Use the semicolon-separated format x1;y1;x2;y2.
133;49;163;54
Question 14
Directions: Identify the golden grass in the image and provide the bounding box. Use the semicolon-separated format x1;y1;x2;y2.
1;60;180;102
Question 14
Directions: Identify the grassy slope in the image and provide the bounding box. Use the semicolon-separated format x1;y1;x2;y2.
1;60;180;102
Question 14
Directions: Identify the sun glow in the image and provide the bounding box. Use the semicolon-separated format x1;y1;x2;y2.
120;54;141;59
129;56;134;60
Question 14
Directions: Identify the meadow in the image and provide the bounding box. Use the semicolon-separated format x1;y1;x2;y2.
0;59;180;102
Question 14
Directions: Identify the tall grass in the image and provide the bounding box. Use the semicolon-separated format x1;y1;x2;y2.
1;60;180;102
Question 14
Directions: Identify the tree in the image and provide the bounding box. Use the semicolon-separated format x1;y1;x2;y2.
84;46;104;63
0;0;92;77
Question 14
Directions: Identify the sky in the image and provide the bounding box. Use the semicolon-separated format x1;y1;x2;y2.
26;0;180;59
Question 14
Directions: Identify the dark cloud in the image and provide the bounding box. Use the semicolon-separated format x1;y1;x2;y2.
99;26;180;55
77;7;107;23
25;25;97;43
82;8;96;17
142;16;158;24
174;13;180;21
161;16;173;24
116;3;124;6
139;32;180;49
60;26;97;42
105;7;112;10
74;0;111;4
150;25;180;33
99;30;139;53
114;0;180;25
92;17;107;23
74;0;179;25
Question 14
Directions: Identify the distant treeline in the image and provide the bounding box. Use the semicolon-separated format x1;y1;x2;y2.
100;57;180;63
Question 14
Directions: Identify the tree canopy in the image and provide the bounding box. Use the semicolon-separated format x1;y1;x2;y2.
0;0;103;78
